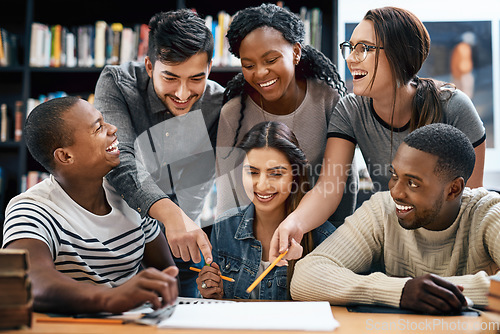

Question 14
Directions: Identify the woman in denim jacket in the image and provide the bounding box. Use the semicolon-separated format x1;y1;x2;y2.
196;121;335;300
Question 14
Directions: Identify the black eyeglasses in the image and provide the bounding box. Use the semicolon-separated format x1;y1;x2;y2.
339;41;384;62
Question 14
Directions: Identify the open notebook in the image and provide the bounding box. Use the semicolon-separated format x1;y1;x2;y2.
157;300;339;331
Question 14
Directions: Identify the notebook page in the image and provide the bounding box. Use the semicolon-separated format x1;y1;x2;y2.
158;301;339;331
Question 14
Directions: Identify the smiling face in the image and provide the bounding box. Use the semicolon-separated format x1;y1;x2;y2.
347;20;393;98
242;147;294;216
62;100;120;177
388;143;454;231
239;27;300;104
146;52;211;116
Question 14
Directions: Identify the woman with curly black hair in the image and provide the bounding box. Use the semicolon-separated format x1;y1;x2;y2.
216;3;358;233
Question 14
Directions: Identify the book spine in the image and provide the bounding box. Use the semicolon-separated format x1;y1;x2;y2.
14;101;23;142
94;21;107;67
29;23;42;67
1;103;8;142
60;27;67;66
50;25;61;67
43;25;51;67
119;27;133;64
136;24;149;63
66;31;76;67
0;28;6;66
110;23;123;65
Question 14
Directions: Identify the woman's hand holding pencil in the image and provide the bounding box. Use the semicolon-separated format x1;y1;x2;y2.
194;262;226;299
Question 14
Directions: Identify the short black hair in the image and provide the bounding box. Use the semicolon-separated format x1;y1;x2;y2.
403;123;475;183
24;96;80;173
147;9;214;64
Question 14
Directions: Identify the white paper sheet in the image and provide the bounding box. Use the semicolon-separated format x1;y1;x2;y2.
157;301;339;331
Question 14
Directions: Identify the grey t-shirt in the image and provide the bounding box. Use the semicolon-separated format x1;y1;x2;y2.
327;89;485;191
94;62;224;223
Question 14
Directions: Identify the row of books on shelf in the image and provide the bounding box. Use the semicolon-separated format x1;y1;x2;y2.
0;27;21;67
29;21;149;68
1;91;94;144
1;92;65;143
27;6;323;69
25;91;69;119
299;7;323;52
26;90;94;111
0;249;33;329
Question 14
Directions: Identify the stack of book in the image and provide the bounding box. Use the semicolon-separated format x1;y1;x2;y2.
487;276;500;312
482;276;500;325
0;249;32;329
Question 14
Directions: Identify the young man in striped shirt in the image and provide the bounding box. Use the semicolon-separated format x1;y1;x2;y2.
2;96;178;314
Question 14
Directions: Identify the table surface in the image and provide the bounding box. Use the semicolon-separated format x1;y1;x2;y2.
2;306;500;334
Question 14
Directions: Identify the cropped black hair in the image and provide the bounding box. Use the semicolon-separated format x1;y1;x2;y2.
403;123;475;183
24;96;80;173
148;9;214;64
223;3;347;153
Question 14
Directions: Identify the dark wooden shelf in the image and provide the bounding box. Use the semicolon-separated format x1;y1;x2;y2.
0;141;23;149
0;66;24;73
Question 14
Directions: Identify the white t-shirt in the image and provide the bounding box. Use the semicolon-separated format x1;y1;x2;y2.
3;175;160;287
250;260;271;300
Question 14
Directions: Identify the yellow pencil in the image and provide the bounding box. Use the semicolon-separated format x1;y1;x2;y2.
37;317;124;324
246;250;288;293
189;266;235;282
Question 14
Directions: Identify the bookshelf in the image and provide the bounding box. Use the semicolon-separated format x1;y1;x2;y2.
0;0;339;225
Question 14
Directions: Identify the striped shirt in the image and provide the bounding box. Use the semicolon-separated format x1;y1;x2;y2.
2;175;160;287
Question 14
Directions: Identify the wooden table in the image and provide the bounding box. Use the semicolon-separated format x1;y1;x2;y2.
2;306;499;334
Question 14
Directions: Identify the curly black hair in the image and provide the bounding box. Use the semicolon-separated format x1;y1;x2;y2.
223;3;347;154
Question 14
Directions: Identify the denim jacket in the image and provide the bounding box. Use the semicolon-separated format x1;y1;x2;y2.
211;204;336;300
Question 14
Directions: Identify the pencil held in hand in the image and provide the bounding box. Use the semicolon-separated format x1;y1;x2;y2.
189;266;235;282
246;250;288;294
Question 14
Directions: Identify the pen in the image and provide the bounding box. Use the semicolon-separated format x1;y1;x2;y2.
189;266;235;282
246;249;288;293
37;317;124;325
